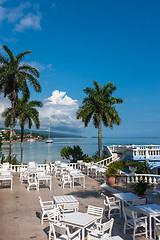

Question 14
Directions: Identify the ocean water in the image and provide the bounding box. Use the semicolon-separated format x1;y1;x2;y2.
1;137;160;164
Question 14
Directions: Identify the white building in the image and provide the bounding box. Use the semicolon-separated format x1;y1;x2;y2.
103;144;160;174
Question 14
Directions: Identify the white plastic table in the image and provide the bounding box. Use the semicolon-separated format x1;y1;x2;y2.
37;175;52;191
113;192;139;206
61;212;97;240
105;236;124;240
53;195;78;204
71;173;85;188
136;203;160;239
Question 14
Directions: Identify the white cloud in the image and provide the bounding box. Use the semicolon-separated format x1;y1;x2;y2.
7;2;31;23
0;1;42;32
14;12;41;32
0;96;10;125
0;5;6;22
23;61;52;72
39;90;82;132
0;90;83;135
46;90;78;106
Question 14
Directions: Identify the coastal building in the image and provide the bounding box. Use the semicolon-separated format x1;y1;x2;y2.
103;144;160;174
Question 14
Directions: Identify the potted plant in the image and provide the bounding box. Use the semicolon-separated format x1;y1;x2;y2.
105;160;124;185
131;180;153;203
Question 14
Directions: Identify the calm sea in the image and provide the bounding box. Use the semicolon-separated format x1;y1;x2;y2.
2;137;160;164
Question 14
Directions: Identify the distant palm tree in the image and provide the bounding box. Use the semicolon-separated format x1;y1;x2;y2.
0;45;41;163
76;81;123;158
2;95;43;164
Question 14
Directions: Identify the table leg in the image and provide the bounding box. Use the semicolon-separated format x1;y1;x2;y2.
37;179;39;191
50;178;51;190
149;215;152;239
82;227;85;240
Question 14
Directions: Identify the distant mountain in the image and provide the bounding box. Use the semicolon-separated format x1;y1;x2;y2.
24;129;82;138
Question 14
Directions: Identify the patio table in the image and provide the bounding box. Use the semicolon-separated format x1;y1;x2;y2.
103;236;124;240
113;192;139;215
37;174;52;191
53;195;78;204
61;211;97;240
71;173;85;188
136;203;160;239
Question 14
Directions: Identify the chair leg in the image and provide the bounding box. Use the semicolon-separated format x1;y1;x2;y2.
133;228;136;240
41;212;44;224
108;209;110;219
123;222;126;234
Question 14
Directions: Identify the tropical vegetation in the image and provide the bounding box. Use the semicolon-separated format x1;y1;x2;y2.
60;145;86;163
0;45;41;163
105;160;124;177
2;95;42;164
131;180;153;196
76;80;123;159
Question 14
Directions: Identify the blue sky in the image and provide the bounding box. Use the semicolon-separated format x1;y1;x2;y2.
0;0;160;137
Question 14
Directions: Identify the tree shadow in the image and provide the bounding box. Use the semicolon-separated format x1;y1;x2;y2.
66;189;102;199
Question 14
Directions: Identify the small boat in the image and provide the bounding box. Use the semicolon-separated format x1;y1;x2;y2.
46;139;53;144
45;124;54;143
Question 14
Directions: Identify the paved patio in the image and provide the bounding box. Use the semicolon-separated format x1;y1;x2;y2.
0;172;155;240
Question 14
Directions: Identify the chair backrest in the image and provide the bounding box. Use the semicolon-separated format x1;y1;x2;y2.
154;217;160;236
38;196;43;208
2;162;10;170
47;207;62;223
102;218;114;237
105;196;113;204
131;198;146;206
123;207;137;224
52;223;69;239
28;173;37;183
87;205;103;218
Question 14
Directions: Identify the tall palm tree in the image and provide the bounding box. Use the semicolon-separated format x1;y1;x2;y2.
76;81;123;159
0;45;41;163
2;95;43;164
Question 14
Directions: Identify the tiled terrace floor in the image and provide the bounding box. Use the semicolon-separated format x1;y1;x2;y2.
0;172;158;240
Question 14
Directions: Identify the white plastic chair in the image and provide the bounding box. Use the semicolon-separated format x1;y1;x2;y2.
27;173;38;191
47;207;62;224
86;218;114;240
58;202;79;216
123;207;148;240
87;205;104;223
154;217;160;240
38;196;55;224
48;222;81;240
62;174;72;189
103;196;121;218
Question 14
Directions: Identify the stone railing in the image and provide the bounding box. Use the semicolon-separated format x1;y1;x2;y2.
96;156;120;167
11;162;78;173
127;174;160;184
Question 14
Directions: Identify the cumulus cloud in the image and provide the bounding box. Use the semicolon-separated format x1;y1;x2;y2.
0;96;10;126
39;90;82;133
0;90;83;135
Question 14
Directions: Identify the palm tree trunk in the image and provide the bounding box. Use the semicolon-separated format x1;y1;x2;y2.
98;119;102;159
20;125;24;164
9;90;16;164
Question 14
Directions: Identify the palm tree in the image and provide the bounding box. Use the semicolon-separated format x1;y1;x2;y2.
0;45;41;163
76;81;123;159
2;95;43;164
